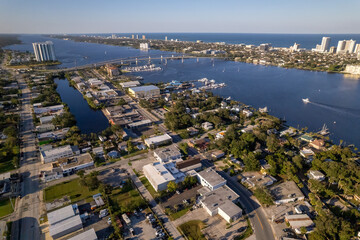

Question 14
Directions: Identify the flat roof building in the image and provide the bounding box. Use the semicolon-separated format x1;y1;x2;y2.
68;228;98;240
48;204;83;239
270;181;305;205
198;185;242;223
153;145;182;163
197;168;226;191
58;153;94;174
143;162;176;192
120;81;140;88
144;134;172;148
128;85;160;99
40;145;74;164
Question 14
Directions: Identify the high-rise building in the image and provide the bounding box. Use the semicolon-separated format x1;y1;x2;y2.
136;34;139;39
165;36;168;41
354;44;360;54
337;39;356;54
131;34;134;39
142;35;146;40
32;41;56;62
320;37;331;52
346;39;356;53
329;46;337;54
336;40;346;54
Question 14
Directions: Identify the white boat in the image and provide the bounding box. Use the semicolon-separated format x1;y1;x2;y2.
259;107;268;113
302;98;310;103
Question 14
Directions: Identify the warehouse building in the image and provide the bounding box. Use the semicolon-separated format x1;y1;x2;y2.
48;204;83;239
128;85;160;99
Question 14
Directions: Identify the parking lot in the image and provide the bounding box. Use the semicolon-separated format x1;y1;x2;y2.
124;211;167;240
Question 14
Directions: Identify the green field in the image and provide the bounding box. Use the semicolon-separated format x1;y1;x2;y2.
44;178;99;203
178;220;206;240
110;181;146;213
0;198;14;218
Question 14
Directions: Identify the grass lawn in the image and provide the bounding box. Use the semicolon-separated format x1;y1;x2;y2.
44;178;99;203
0;198;14;218
169;205;192;221
0;161;15;174
110;181;146;212
123;149;148;159
139;176;159;199
178;220;206;240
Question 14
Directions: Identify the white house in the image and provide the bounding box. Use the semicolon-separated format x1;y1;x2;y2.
308;170;325;181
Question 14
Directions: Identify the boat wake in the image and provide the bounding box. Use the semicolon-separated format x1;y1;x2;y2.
308;101;360;117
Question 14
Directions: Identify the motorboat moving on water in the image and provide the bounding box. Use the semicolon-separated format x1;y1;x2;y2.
302;98;310;103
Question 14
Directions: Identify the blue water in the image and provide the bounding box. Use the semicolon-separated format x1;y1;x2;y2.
5;34;360;147
92;33;360;49
4;34;174;68
136;58;360;147
54;78;109;134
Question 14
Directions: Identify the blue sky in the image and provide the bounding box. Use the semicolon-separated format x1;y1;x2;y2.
0;0;359;34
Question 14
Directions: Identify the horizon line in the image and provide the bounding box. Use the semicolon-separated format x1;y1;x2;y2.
2;32;360;35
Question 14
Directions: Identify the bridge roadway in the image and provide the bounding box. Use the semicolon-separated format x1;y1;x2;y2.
48;54;223;72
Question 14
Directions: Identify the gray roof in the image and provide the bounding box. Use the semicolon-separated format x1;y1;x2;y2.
154;145;181;162
199;185;241;217
197;169;226;187
68;228;97;240
130;85;159;92
47;204;78;225
49;215;82;238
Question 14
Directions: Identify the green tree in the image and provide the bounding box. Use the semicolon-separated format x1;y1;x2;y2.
167;181;178;193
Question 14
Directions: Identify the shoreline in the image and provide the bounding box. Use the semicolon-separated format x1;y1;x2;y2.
49;35;360;76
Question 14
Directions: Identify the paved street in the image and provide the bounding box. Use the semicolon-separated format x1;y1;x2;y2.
11;73;42;240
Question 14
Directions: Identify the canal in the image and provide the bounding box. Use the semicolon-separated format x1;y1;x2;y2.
54;78;109;134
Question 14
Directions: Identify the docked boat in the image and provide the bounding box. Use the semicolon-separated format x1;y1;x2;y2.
302;98;310;103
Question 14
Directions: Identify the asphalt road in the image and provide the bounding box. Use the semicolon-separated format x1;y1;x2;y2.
11;73;42;240
202;160;275;240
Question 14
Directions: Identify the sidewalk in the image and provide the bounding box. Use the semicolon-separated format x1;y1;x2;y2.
128;168;184;240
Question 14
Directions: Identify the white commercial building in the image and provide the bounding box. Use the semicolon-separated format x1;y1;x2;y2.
143;162;176;192
40;145;74;163
58;153;94;174
128;85;160;99
198;185;242;223
120;81;141;88
144;134;172;148
197;168;226;191
48;204;83;239
32;41;56;62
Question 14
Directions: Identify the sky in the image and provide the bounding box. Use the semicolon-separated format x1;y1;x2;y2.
1;0;360;34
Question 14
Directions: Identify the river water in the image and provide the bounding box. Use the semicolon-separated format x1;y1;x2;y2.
5;35;360;147
54;78;109;134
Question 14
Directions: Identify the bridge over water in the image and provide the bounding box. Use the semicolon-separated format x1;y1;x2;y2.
49;54;224;72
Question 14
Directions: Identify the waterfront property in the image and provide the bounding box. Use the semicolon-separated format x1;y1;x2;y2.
128;85;160;99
